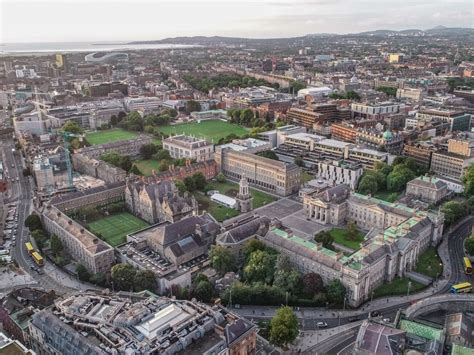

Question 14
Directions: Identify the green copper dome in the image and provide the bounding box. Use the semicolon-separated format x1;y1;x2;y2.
383;130;393;140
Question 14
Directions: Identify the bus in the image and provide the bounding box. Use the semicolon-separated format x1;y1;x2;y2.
25;242;34;256
31;251;44;266
464;257;472;275
450;282;472;294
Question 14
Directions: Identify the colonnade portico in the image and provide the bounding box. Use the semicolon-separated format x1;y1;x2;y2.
308;203;329;224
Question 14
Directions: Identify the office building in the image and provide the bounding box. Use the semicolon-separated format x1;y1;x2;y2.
316;160;364;190
351;102;404;120
416;109;471;132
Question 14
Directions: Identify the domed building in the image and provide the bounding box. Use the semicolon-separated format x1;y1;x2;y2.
356;128;404;155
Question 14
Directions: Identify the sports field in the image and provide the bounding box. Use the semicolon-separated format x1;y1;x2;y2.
86;129;139;145
159;120;248;143
87;212;149;246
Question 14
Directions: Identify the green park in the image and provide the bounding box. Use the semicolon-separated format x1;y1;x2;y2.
158;120;248;143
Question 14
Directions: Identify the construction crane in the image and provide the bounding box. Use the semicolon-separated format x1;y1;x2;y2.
61;131;83;190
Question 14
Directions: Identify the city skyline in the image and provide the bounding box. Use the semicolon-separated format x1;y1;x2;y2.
1;0;473;43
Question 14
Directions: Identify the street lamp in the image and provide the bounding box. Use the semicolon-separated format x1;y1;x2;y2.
407;281;412;297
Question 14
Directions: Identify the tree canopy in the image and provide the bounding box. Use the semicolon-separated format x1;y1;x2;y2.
210;245;236;275
269;306;299;348
244;249;277;284
25;213;42;231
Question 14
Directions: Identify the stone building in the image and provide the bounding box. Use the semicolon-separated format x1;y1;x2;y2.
406;176;449;204
41;205;115;273
146;159;217;182
77;136;152;159
235;176;253;213
215;147;301;196
216;214;270;261
293;191;445;306
163;134;214;162
125;178;198;224
303;184;350;225
72;153;127;184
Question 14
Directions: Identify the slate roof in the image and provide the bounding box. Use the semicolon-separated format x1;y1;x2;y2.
225;318;256;346
217;216;270;245
357;321;405;355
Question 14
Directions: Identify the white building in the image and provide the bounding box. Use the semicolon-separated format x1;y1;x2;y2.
297;86;333;99
210;193;237;208
316;160;364;190
163;134;214;162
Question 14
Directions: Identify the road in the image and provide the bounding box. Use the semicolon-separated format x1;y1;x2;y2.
1;137;91;295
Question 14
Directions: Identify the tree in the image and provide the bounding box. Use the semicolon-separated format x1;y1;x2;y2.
302;272;324;297
185;100;201;113
193;172;207;191
154;149;171;161
269;306;299;348
90;273;106;287
258;150;279;161
243;239;267;261
111;264;137;291
216;172;227;183
386;166;415;192
134;270;156;292
240;109;254;126
275;255;292;272
273;269;301;293
210;245;236;275
175;180;187;193
76;264;90;282
357;175;379;195
140;143;158;159
314;231;334;249
50;234;63;257
25;213;42;231
184;176;196;192
346;221;358;241
294;156;304;167
23;167;31;176
441;200;469;226
244;250;277;284
194;280;213;302
326;279;346;305
62;121;83;134
465;237;474;256
463;165;474;197
130;164;142;175
31;230;47;249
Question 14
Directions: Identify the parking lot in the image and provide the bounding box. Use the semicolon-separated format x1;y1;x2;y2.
1;203;19;263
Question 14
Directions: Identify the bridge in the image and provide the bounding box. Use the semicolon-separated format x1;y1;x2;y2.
405;294;474;319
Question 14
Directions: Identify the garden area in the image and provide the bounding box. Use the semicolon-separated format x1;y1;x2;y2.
373;277;425;299
85;128;139;145
328;227;365;250
87;212;149;247
158;119;248;143
414;247;443;278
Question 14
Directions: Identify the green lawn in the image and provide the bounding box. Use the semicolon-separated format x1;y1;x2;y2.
206;180;277;208
86;128;139;145
414;247;443;278
329;228;365;250
195;194;240;222
87;212;149;246
301;171;314;183
159;120;248;143
134;160;161;176
373;277;425;299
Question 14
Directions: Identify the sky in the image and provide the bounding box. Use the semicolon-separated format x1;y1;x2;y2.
0;0;473;43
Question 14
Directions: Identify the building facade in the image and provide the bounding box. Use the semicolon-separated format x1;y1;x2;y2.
215;148;301;196
163;135;214;162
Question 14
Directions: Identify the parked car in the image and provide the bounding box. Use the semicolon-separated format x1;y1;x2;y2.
370;311;380;317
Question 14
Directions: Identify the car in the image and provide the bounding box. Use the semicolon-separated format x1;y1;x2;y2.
348;316;360;322
316;322;328;328
29;265;35;270
370;311;380;317
383;318;391;323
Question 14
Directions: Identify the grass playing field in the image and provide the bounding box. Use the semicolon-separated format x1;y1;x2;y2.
134;160;161;176
158;120;248;143
87;212;149;246
86;129;139;145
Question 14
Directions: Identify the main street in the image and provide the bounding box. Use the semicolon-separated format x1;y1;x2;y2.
1;137;92;295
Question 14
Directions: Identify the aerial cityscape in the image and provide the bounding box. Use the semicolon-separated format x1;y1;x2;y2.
1;0;474;354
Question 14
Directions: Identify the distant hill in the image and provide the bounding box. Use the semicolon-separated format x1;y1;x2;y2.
128;27;474;45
